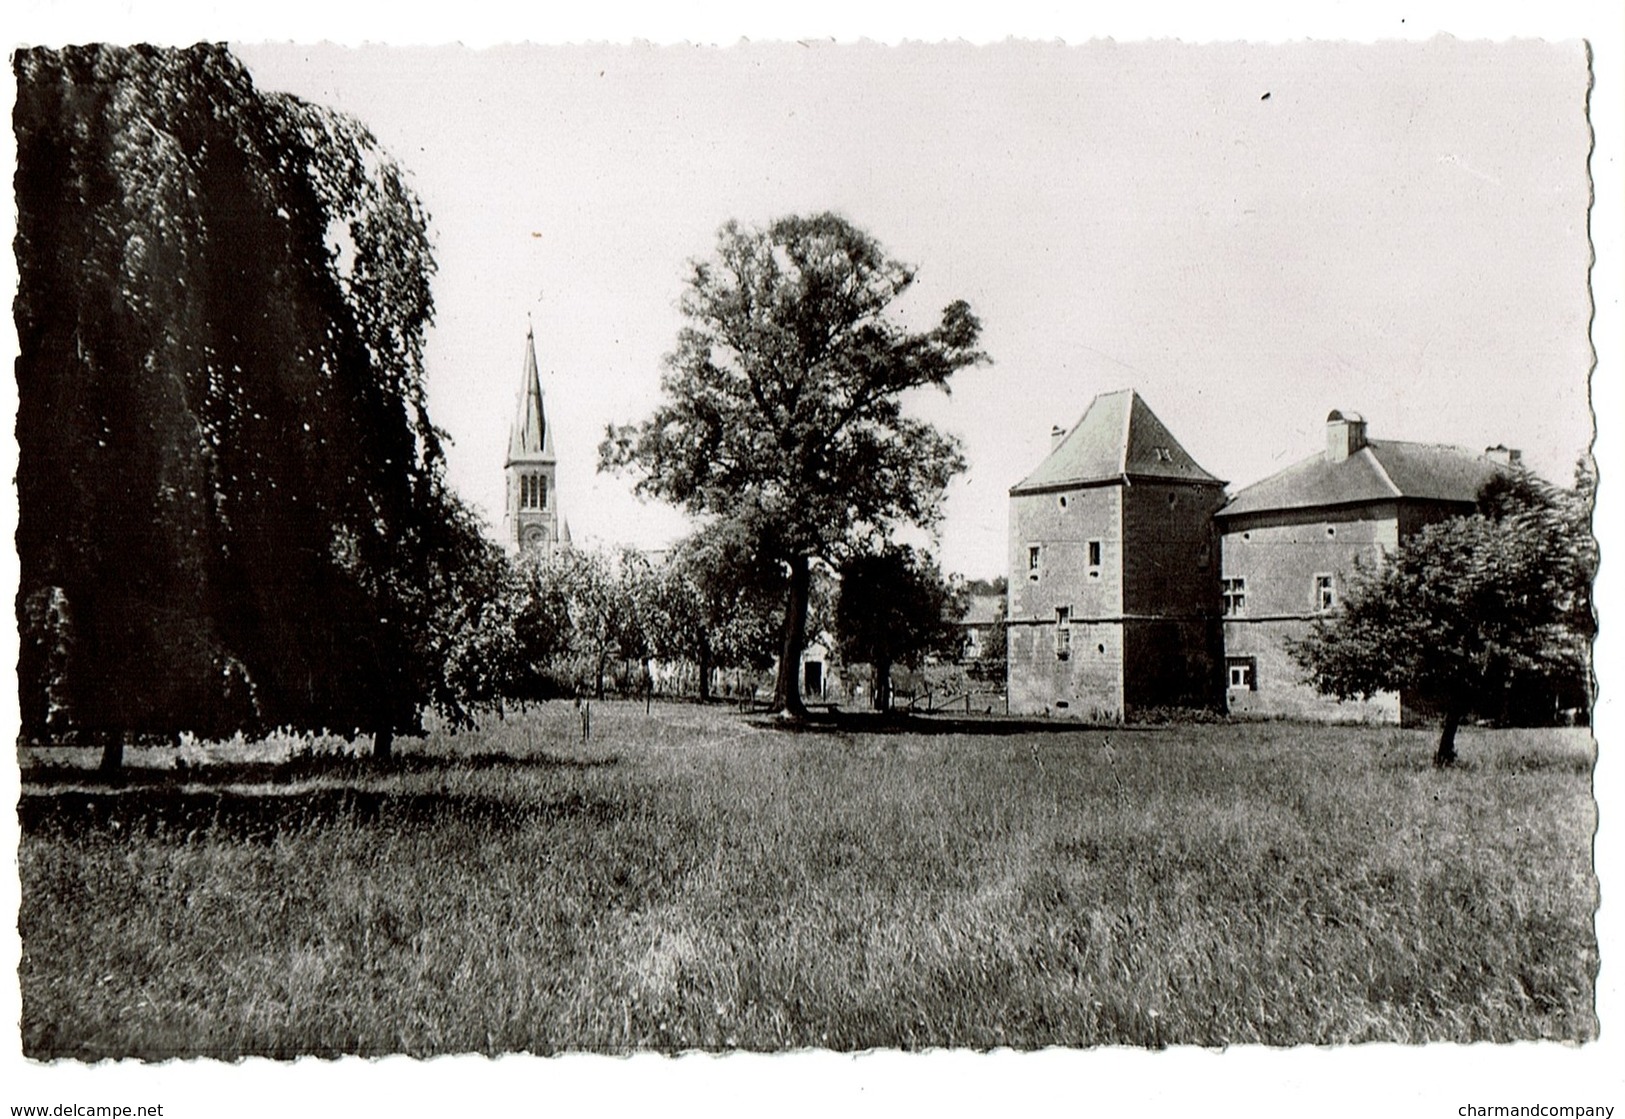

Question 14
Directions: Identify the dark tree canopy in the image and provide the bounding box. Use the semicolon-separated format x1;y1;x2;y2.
1291;464;1596;766
14;44;480;764
834;545;966;711
647;523;785;701
600;212;987;715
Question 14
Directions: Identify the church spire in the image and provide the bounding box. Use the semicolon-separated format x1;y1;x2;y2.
506;324;554;465
503;324;562;553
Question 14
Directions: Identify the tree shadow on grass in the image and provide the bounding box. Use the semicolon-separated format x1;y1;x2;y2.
18;785;628;844
19;750;620;790
748;710;1160;737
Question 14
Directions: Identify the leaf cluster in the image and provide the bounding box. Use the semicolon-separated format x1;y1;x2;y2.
599;212;987;564
13;45;473;744
834;545;968;673
1291;464;1596;719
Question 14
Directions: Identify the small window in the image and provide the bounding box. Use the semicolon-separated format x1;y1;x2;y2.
1222;577;1247;615
1087;540;1102;568
1028;545;1041;580
1054;606;1071;659
1226;657;1257;690
1314;574;1337;612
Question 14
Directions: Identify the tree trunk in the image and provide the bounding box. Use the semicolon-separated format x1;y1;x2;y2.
1433;708;1461;768
373;727;393;761
873;658;893;712
771;553;811;718
98;733;123;774
697;640;712;703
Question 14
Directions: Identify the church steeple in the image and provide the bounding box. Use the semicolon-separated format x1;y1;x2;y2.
506;324;554;465
504;325;561;554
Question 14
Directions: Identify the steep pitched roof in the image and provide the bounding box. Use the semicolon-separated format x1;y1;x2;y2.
1217;440;1506;519
1010;389;1222;494
505;326;555;465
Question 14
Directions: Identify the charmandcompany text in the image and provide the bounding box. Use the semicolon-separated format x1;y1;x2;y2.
1460;1107;1612;1118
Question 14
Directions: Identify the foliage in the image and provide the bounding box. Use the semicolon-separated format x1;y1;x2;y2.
601;212;987;715
511;547;647;698
644;523;785;699
19;710;1597;1054
1291;464;1596;765
14;44;481;762
834;545;966;710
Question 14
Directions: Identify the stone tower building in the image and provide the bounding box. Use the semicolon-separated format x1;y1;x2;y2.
503;326;567;554
1006;389;1227;719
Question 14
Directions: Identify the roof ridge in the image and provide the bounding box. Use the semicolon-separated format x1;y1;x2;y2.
1360;444;1403;498
1118;389;1135;475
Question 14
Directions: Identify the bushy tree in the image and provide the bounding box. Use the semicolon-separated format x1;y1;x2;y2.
14;45;476;764
600;213;987;716
1291;464;1595;766
514;547;646;699
834;545;966;711
642;523;783;701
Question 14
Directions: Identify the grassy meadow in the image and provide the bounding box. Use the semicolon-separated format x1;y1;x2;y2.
17;702;1597;1057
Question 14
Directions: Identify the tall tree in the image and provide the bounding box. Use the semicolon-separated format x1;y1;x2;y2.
600;213;986;716
834;545;966;711
14;45;473;765
1291;464;1595;766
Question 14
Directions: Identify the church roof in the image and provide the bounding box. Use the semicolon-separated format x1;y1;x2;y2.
1217;440;1506;519
506;326;554;465
1010;389;1223;494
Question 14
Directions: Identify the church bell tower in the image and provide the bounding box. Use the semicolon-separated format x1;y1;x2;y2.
504;325;563;553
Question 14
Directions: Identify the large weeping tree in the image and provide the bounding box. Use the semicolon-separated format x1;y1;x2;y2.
601;213;986;717
15;44;485;767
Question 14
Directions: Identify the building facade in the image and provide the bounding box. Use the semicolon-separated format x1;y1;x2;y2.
1215;410;1511;723
503;326;570;554
1006;390;1227;719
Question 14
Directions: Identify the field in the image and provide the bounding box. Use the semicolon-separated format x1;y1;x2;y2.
17;702;1598;1058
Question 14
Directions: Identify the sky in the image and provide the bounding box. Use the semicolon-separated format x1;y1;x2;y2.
231;37;1596;580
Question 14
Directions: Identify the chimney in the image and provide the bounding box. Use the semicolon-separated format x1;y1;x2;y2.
1484;445;1522;466
1325;409;1367;463
1051;424;1068;452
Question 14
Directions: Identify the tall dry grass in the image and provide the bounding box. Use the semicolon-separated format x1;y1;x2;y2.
18;704;1597;1056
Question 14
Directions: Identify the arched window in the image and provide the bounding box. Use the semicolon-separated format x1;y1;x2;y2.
519;473;548;510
